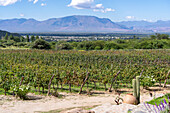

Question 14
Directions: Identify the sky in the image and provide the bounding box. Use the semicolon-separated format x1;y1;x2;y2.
0;0;170;22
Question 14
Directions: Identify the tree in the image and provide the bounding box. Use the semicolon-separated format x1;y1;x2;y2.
26;35;29;42
13;36;20;42
56;43;73;50
31;35;35;42
35;35;39;40
9;34;14;40
104;42;122;50
32;39;51;49
4;33;8;40
156;33;162;40
152;33;169;40
150;35;157;40
20;37;24;42
160;34;169;39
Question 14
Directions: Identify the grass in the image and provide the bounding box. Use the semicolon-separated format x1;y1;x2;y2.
147;93;170;105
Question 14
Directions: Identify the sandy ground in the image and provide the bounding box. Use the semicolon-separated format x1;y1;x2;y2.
0;86;169;113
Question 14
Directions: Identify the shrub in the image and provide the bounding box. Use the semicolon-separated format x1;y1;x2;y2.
32;39;51;49
12;84;30;100
56;43;73;50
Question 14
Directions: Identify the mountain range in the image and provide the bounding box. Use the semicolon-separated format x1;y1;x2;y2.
117;20;170;32
0;15;170;33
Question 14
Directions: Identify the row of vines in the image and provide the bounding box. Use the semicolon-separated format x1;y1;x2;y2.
0;49;169;98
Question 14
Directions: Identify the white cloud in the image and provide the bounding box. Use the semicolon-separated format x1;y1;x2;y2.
68;0;94;9
126;16;135;19
20;13;24;17
0;0;39;6
28;0;38;4
33;0;38;4
0;0;19;6
105;8;115;12
41;3;46;6
93;8;115;13
95;4;103;9
68;0;115;13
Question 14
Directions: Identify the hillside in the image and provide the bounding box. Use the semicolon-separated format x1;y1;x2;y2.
116;20;170;32
0;16;129;32
0;30;20;39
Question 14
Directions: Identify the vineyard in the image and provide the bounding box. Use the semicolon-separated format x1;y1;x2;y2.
0;49;169;98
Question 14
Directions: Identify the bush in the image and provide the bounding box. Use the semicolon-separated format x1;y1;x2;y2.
12;84;30;100
17;42;27;47
32;39;51;49
104;42;122;50
56;43;73;50
95;46;101;50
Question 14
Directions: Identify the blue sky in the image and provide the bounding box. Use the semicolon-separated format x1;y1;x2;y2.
0;0;170;22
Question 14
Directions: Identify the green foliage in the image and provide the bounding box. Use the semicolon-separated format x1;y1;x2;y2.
9;34;14;40
0;71;14;95
0;49;169;96
26;35;30;42
4;33;8;40
104;41;122;50
56;42;73;50
49;41;56;49
31;35;35;42
12;84;30;100
20;37;25;42
54;35;169;50
16;42;27;47
35;35;39;40
32;39;51;49
0;33;170;50
95;46;101;50
147;93;170;105
155;33;169;40
135;40;168;49
13;36;21;42
5;40;15;46
141;76;155;89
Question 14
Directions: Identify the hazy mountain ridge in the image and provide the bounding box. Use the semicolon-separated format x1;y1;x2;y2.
0;16;129;32
0;15;170;33
116;20;170;32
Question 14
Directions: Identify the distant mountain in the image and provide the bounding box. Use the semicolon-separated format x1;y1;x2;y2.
116;20;170;32
0;30;20;39
0;16;129;32
1;16;170;33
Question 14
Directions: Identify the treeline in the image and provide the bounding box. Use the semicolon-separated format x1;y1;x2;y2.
0;33;170;50
56;34;170;50
0;33;51;49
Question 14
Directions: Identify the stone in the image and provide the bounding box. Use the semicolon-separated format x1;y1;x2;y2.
123;94;138;105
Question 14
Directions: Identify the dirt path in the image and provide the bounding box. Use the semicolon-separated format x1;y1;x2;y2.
0;92;117;113
0;86;169;113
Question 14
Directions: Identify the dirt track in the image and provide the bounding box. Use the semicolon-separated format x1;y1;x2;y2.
0;86;169;113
